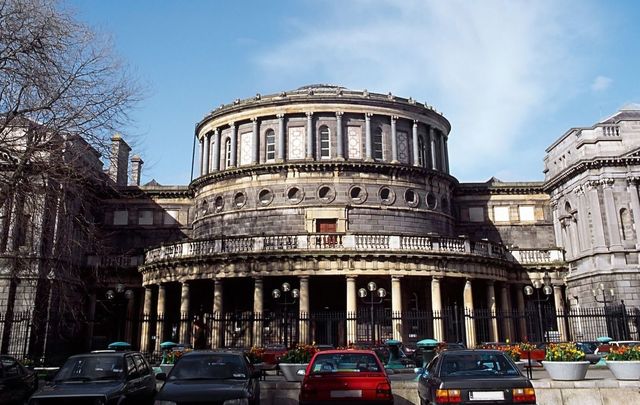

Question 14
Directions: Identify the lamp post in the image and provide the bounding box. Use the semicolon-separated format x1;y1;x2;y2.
106;283;134;342
592;283;615;307
272;282;299;347
524;272;553;343
358;281;387;344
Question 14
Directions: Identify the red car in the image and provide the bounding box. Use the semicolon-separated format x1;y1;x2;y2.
299;349;393;405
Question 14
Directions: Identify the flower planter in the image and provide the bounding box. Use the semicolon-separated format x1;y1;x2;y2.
542;361;590;380
606;360;640;380
521;349;545;361
279;363;308;382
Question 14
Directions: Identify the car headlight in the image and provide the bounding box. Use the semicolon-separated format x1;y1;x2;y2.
154;401;177;405
223;399;249;405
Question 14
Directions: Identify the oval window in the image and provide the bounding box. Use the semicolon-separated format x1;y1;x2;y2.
287;187;304;203
258;189;273;206
426;192;437;210
214;196;224;212
318;185;335;203
404;189;419;207
379;186;395;205
349;186;367;204
234;192;246;208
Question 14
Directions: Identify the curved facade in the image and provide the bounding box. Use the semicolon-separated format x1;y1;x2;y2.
136;85;565;352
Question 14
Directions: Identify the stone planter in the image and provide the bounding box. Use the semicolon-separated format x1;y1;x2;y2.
542;361;590;380
606;360;640;380
279;363;308;382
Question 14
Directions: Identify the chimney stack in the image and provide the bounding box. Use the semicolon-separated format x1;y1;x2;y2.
130;155;144;186
108;134;131;187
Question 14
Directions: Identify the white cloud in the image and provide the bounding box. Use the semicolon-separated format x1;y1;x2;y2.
591;75;612;92
256;0;598;180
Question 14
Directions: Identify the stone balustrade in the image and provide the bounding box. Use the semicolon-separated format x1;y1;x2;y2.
143;234;564;266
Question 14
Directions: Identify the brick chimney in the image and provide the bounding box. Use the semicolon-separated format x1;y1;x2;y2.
130;155;144;186
107;134;131;187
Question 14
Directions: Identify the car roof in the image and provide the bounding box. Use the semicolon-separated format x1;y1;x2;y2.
313;349;378;356
182;350;245;357
440;349;503;355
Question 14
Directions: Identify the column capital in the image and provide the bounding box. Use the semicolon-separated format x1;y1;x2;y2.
335;111;344;118
391;115;399;122
432;275;443;281
214;127;220;135
413;119;419;126
299;275;310;281
346;275;358;280
365;112;374;119
251;117;258;123
305;111;313;118
228;121;235;128
276;113;285;119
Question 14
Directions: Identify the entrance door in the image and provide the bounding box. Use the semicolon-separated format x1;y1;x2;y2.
315;219;338;247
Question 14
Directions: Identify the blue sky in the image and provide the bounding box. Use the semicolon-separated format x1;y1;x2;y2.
68;0;640;185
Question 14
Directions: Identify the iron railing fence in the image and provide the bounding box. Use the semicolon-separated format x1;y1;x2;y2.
0;311;32;359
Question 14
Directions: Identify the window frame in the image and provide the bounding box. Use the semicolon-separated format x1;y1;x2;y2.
265;129;276;161
319;126;331;159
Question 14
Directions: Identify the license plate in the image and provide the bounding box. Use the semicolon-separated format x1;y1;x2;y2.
330;390;362;398
470;391;505;401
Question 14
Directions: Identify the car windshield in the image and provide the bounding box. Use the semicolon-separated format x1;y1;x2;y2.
55;356;124;382
440;353;518;377
169;354;247;380
310;353;381;373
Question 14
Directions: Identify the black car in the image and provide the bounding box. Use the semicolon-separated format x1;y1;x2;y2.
0;355;38;404
416;349;536;405
29;351;156;404
155;350;261;405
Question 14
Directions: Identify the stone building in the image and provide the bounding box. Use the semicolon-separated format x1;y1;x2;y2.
3;85;640;359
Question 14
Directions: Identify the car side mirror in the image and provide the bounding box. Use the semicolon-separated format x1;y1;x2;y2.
414;367;424;374
155;372;166;381
296;369;306;376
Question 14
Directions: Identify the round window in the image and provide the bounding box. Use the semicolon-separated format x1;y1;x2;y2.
258;189;274;206
404;189;419;207
286;186;304;204
349;185;367;204
233;192;246;208
214;196;224;212
378;186;395;205
317;185;336;203
426;192;437;210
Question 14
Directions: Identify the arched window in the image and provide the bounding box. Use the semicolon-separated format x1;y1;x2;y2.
319;126;330;158
620;208;634;240
265;130;276;161
224;138;232;169
373;128;383;160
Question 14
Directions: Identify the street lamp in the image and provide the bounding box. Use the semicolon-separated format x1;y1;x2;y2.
272;282;299;347
106;283;134;341
358;281;387;344
592;283;615;307
524;272;553;343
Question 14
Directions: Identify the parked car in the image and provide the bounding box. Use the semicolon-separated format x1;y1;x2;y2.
416;349;536;405
298;349;393;405
576;341;602;364
262;343;288;366
154;350;261;405
28;351;156;405
0;355;38;405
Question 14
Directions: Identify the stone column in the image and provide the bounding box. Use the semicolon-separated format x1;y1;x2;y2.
203;133;210;175
439;130;447;173
140;287;153;352
412;120;420;166
515;285;527;341
212;129;221;172
390;115;399;163
212;279;223;348
346;276;357;345
431;276;444;342
306;112;314;159
336;112;344;160
586;182;607;248
463;279;476;348
486;282;499;343
365;113;373;161
443;136;450;173
391;276;403;341
179;281;190;345
603;179;623;248
229;122;237;168
124;292;135;346
277;113;285;162
575;187;589;252
499;284;514;342
554;285;568;341
253;277;263;347
628;178;640;248
199;138;205;176
251;117;259;165
299;276;310;344
155;285;166;353
429;126;437;170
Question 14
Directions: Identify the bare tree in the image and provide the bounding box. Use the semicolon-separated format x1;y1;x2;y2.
0;0;140;360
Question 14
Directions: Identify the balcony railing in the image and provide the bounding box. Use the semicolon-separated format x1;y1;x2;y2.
143;234;564;267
